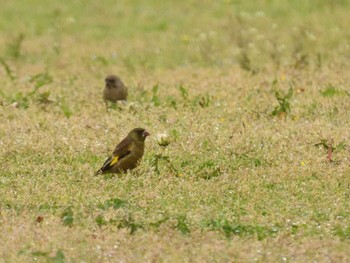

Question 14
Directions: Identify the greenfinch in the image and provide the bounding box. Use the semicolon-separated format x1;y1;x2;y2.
95;128;150;175
103;75;128;103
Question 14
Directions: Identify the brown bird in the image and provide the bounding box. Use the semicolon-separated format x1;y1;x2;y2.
95;128;150;176
103;75;128;103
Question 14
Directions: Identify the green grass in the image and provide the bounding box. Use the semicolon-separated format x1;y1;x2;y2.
1;0;350;262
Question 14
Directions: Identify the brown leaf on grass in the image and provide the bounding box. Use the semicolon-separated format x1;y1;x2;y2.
277;112;286;119
327;140;333;163
35;216;44;223
296;88;305;94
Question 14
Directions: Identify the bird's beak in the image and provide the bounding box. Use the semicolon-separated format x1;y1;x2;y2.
142;130;150;138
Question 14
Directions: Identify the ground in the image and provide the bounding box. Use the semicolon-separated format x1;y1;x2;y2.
0;0;349;262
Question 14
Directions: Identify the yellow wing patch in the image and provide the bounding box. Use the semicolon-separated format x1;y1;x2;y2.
110;156;119;166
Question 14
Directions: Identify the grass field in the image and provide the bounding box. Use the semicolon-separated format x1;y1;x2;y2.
0;0;350;262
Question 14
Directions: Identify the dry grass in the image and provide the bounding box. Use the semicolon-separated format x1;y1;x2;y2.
1;1;350;262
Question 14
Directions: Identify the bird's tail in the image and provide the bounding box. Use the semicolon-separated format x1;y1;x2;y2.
94;169;103;176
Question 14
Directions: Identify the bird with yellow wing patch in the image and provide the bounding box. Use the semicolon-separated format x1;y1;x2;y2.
95;128;150;175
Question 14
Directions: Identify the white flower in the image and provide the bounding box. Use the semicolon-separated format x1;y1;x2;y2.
155;132;170;147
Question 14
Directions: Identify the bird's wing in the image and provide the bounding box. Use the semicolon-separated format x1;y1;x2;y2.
97;155;114;173
95;136;134;176
98;137;133;173
113;136;133;157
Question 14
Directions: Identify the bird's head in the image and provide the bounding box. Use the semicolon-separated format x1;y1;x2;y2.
129;128;150;142
105;75;122;88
